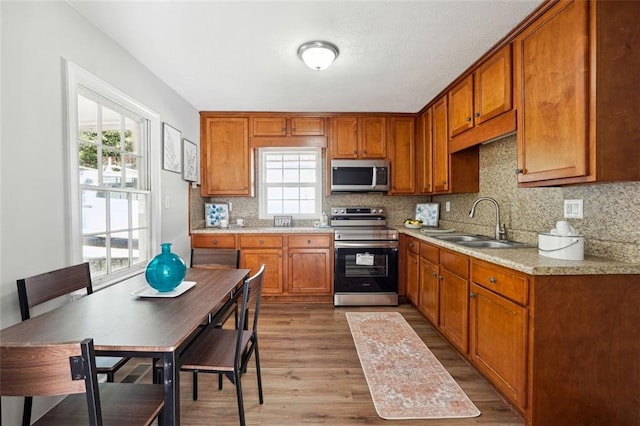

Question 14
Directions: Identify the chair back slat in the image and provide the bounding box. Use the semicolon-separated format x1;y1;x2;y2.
191;248;239;269
17;263;92;320
0;341;89;396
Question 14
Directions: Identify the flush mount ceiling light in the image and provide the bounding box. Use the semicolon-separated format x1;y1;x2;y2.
297;41;339;71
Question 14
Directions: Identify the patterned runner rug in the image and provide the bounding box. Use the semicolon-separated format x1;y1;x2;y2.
346;312;481;420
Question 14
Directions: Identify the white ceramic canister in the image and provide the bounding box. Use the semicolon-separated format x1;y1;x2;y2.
538;233;584;260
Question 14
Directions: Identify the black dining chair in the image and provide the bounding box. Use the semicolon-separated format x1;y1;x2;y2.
16;262;131;426
0;338;164;425
180;264;266;426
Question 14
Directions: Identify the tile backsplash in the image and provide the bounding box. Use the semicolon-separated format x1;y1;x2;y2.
190;134;639;263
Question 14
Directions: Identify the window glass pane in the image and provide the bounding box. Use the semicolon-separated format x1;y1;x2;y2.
84;234;107;278
300;187;315;200
132;193;148;228
124;117;140;154
78;95;98;143
283;169;299;182
110;231;130;272
283;187;299;199
132;228;148;265
283;200;299;213
267;187;283;200
267;200;283;214
82;190;106;234
299;169;316;183
124;155;140;189
79;143;99;187
300;200;315;213
110;192;129;232
102;106;121;150
266;169;283;183
102;149;122;187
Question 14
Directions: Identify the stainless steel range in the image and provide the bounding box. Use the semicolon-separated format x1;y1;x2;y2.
332;207;399;306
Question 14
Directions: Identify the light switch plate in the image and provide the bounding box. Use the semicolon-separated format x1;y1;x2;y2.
564;199;583;219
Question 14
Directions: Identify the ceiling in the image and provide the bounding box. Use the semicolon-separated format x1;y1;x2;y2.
67;0;544;113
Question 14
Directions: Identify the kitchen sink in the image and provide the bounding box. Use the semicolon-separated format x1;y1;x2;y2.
430;234;531;249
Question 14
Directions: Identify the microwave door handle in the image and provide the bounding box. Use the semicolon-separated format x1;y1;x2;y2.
371;166;377;188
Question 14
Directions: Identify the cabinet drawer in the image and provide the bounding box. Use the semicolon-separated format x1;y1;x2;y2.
407;237;420;254
471;260;528;306
440;249;469;279
420;241;439;263
239;235;284;248
288;234;331;248
191;234;236;248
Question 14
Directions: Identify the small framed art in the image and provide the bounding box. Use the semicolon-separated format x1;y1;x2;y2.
163;123;182;173
182;139;198;182
415;203;440;227
205;203;229;227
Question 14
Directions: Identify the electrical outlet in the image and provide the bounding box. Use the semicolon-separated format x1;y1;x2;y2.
228;202;232;212
564;199;583;219
445;201;451;212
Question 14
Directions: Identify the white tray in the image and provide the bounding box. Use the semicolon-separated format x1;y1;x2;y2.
132;281;196;298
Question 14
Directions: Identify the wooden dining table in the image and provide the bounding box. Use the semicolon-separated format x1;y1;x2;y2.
0;267;250;425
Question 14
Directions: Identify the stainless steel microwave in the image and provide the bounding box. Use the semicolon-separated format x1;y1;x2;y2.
330;159;390;193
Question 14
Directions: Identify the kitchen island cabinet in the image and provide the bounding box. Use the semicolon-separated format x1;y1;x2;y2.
514;0;640;186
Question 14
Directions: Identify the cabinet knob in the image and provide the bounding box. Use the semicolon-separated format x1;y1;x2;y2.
307;239;311;244
470;292;477;298
363;150;368;154
211;240;218;245
474;112;480;118
466;117;472;122
439;275;444;280
515;168;524;174
259;240;264;244
353;150;357;155
432;271;437;277
489;277;497;284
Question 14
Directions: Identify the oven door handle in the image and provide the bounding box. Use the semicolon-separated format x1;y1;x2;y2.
334;241;398;249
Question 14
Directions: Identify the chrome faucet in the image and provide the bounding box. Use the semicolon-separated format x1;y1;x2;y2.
469;197;506;240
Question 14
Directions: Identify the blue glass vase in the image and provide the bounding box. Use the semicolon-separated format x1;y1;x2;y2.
145;243;186;292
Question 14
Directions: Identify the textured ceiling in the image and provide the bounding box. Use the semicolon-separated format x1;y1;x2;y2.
68;0;544;113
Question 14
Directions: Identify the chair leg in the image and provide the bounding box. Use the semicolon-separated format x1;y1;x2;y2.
107;371;115;382
234;370;245;426
218;373;223;390
22;396;32;426
254;342;264;404
192;371;199;400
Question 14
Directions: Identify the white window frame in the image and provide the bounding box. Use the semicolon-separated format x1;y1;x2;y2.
258;147;322;220
65;60;161;288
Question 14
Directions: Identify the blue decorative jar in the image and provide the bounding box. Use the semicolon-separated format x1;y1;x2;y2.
145;243;187;292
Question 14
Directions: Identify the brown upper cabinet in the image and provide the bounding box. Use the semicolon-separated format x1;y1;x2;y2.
514;0;640;186
251;116;325;137
387;116;416;195
416;109;433;194
200;115;251;196
448;44;515;153
330;116;386;159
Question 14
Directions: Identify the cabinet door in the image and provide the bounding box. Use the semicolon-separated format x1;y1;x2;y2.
419;258;439;325
287;248;332;294
359;116;387;158
191;234;236;249
432;97;449;193
439;269;469;353
514;0;588;183
290;117;325;136
448;75;474;138
331;117;359;158
475;44;512;125
388;117;416;194
240;249;283;295
201;117;250;196
251;117;287;137
406;250;419;305
470;283;528;408
417;109;433;194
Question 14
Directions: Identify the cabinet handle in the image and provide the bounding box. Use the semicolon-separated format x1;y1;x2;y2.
353;150;357;155
432;271;437;277
489;277;497;284
259;240;264;245
288;254;292;257
474;112;480;118
466;117;472;122
439;275;444;280
470;292;477;298
211;240;218;245
515;168;524;174
291;127;296;132
307;239;311;244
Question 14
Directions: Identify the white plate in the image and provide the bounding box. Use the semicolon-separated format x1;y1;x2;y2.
404;223;423;229
132;281;196;298
420;228;456;234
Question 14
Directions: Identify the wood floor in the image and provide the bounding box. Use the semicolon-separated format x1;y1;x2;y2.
119;303;524;425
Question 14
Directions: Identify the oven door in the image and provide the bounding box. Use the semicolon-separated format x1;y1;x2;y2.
334;241;398;293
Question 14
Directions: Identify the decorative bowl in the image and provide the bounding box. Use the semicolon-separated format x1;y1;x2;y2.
404;223;423;229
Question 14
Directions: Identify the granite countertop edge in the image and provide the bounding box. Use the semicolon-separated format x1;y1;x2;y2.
397;228;640;276
191;226;334;234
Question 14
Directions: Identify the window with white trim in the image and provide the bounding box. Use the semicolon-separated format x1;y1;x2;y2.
66;62;161;287
258;148;322;219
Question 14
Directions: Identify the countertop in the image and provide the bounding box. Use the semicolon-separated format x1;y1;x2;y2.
190;226;640;276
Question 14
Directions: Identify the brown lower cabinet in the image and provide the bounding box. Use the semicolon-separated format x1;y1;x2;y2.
192;233;333;300
405;238;640;425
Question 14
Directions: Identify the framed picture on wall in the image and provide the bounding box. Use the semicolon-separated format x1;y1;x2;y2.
182;139;198;182
163;123;181;173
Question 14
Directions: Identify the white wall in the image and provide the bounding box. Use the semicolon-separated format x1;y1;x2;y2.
1;2;197;423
